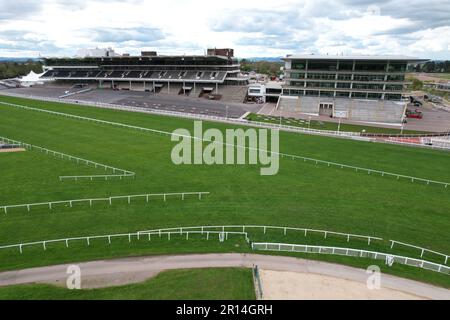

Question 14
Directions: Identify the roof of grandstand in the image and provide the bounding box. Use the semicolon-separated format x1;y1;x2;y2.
284;54;428;62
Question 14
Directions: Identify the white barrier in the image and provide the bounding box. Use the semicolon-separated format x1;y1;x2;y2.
0;229;245;254
0;135;135;180
252;242;450;275
0;192;210;214
137;225;383;245
2;92;450;151
1;100;449;189
390;240;449;265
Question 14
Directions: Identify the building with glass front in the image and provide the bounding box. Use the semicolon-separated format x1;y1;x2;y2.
283;55;427;100
278;55;428;122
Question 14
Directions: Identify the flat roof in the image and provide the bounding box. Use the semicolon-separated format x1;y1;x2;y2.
284;54;428;62
44;54;232;61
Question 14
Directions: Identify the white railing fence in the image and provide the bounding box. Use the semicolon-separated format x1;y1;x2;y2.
0;229;245;254
2;101;449;189
0;135;135;180
1;223;448;277
0;192;210;214
252;242;450;275
137;225;383;245
390;240;449;265
2;92;450;151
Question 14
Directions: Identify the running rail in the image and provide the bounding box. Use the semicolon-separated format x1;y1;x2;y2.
1;101;449;188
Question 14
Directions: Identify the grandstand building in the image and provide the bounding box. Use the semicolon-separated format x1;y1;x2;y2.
278;55;428;123
40;49;248;97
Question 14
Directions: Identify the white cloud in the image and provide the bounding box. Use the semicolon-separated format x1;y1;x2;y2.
0;0;448;59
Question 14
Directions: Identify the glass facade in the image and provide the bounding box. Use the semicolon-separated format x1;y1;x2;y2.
284;57;410;101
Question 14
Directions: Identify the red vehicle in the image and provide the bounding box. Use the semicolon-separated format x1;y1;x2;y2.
406;109;423;119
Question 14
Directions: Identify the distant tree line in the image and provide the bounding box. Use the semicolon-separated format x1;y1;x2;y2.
409;61;450;73
0;60;43;79
240;59;283;76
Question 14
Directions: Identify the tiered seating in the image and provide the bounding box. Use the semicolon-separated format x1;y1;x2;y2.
106;71;125;78
159;71;176;80
124;71;142;78
96;71;110;78
87;70;102;77
40;70;57;78
182;71;198;80
338;99;404;123
278;96;304;113
53;70;71;77
213;72;227;81
220;85;249;103
70;70;90;78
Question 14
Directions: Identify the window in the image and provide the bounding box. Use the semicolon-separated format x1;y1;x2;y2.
354;61;387;72
292;60;307;70
337;82;351;89
290;72;305;79
338;74;352;81
368;93;382;99
338;62;353;71
308;60;337;71
388;63;407;72
336;91;350;97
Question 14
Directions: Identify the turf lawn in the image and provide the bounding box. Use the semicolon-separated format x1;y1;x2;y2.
0;268;255;300
245;113;425;134
0;94;449;288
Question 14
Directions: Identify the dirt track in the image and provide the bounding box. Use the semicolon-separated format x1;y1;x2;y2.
0;254;449;299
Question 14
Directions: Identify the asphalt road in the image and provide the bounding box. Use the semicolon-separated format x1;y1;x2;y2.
0;254;449;299
2;86;262;119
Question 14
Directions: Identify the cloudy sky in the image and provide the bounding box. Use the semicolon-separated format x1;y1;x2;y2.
0;0;449;59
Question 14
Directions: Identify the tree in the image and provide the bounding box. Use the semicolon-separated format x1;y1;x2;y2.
411;78;423;91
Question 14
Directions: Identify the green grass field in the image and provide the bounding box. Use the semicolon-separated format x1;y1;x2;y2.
0;94;449;290
0;268;255;300
245;113;424;134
